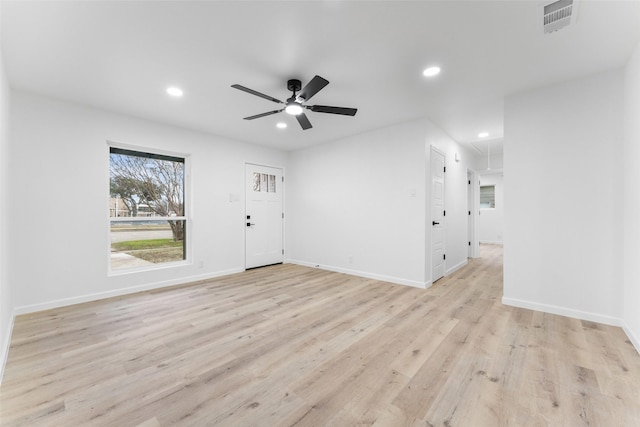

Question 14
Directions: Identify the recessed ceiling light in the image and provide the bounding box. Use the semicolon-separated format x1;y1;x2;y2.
422;66;441;77
166;86;184;97
276;122;287;129
478;132;490;138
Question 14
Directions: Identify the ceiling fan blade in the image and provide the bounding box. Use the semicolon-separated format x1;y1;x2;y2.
243;109;284;120
295;112;313;130
231;84;284;104
298;75;329;102
308;105;358;116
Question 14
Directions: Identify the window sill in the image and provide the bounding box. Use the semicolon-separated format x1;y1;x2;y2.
108;259;191;277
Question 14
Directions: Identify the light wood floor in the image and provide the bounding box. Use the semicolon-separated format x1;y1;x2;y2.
1;244;639;426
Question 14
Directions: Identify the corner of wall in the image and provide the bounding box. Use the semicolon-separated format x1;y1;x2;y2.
0;314;15;385
622;319;640;356
623;39;640;355
0;31;15;385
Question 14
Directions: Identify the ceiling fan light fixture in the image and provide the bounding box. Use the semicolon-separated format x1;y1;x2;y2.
285;101;303;115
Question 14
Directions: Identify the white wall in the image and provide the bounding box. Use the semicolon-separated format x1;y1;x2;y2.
479;173;503;244
0;27;14;383
623;41;640;350
504;70;624;325
287;118;473;287
287;120;427;287
1;93;477;377
9;91;287;312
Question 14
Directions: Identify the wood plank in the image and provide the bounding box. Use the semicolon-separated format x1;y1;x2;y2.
1;244;639;426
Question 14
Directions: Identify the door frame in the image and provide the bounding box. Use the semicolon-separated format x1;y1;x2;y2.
467;168;479;258
244;162;286;269
429;145;446;283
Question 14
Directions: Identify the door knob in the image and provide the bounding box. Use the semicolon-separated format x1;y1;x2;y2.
432;221;440;226
247;222;255;227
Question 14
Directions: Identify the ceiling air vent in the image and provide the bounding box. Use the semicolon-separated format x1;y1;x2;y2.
543;0;578;34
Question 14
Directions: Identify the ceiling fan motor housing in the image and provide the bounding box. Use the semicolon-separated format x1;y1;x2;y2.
287;79;302;93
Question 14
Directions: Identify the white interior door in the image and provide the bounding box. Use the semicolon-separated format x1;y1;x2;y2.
245;164;283;269
431;147;445;282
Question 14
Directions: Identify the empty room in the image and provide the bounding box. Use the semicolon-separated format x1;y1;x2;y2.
1;1;640;425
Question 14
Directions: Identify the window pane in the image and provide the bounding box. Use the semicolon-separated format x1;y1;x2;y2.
480;185;495;208
109;149;184;218
253;172;261;192
109;147;186;271
110;220;185;270
269;174;276;193
261;173;268;192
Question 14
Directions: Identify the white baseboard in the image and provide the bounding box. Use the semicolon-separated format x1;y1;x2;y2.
286;259;428;289
13;268;244;316
6;266;639;381
446;259;467;276
3;268;245;384
0;313;15;386
502;297;640;355
501;296;623;327
622;320;640;356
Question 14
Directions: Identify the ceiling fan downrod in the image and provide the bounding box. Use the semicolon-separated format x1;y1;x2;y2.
285;79;304;115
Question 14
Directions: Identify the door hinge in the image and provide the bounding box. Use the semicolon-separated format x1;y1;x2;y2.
443;254;446;260
444;166;446;173
468;241;471;246
282;249;284;255
468;179;471;185
443;210;446;216
468;210;471;215
282;212;284;219
282;176;285;182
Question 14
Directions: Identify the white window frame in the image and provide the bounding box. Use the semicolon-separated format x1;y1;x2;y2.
479;184;496;209
108;142;191;275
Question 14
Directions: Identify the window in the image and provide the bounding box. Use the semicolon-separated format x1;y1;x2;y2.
252;172;277;193
109;146;187;271
480;185;495;208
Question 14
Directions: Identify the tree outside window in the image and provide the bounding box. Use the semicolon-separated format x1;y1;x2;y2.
109;147;187;271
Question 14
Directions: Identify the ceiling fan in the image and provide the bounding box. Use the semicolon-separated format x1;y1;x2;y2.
231;75;357;130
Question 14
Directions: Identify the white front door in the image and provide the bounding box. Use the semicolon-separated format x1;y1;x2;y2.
431;147;445;282
245;164;283;269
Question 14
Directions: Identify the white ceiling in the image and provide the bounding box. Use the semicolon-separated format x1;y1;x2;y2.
470;137;503;157
2;1;639;152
